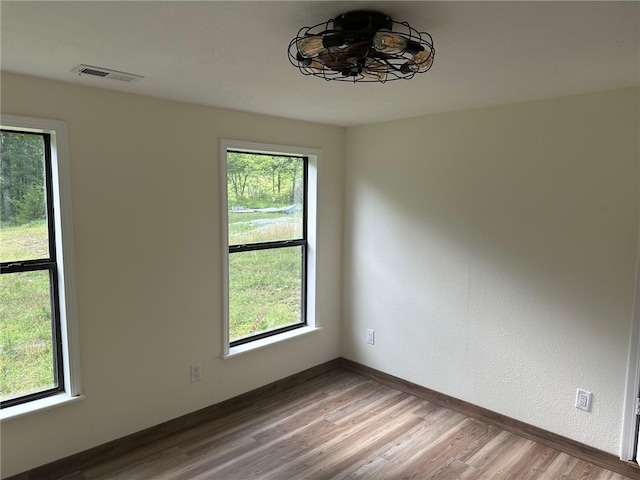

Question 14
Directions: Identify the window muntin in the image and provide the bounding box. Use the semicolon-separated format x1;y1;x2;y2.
1;130;64;407
225;150;308;346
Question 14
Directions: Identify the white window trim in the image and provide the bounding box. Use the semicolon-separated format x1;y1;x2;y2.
0;114;83;421
219;139;320;358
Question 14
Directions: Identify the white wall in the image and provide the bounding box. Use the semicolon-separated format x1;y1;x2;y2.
0;73;344;478
343;88;639;454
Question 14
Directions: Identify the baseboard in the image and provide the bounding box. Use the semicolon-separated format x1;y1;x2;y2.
7;358;341;480
340;357;640;479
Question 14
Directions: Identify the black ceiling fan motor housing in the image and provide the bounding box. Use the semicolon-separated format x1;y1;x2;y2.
332;10;393;43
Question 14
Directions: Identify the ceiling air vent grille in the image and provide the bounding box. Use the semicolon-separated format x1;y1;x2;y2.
71;64;144;83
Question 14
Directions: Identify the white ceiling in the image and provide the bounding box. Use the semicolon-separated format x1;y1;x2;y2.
1;1;639;127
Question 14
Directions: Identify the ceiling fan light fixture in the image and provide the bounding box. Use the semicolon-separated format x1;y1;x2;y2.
301;59;325;74
372;30;421;55
297;34;346;58
413;50;434;72
361;60;388;82
288;10;435;83
296;36;326;58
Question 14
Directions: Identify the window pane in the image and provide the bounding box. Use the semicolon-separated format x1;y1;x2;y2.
229;246;303;343
0;131;49;262
227;152;304;245
0;270;56;402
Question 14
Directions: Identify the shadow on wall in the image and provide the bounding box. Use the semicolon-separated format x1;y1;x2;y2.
343;93;638;397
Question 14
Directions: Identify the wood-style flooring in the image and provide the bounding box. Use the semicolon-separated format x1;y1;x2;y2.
61;370;632;479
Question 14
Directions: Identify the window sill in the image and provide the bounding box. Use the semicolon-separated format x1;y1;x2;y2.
223;326;321;359
0;393;84;421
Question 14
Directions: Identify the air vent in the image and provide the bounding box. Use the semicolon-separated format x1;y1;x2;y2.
71;64;144;83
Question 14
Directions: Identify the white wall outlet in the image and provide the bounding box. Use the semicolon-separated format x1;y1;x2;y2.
190;363;201;383
575;388;592;412
367;329;375;345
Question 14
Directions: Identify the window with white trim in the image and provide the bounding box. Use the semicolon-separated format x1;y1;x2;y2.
0;115;81;416
221;141;318;355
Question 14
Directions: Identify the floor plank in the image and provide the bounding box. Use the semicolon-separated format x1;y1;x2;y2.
60;369;636;480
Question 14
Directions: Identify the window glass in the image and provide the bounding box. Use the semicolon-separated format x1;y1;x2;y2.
228;246;303;343
0;132;49;262
1;130;60;406
0;270;56;402
225;149;307;347
227;152;304;245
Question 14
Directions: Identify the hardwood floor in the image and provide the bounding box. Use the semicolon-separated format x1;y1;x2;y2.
51;369;633;480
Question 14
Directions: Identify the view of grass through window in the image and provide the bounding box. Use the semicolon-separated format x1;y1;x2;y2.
227;151;305;343
1;131;56;402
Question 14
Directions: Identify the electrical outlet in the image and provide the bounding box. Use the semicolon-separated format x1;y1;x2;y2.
575;388;592;412
190;363;201;383
367;329;375;345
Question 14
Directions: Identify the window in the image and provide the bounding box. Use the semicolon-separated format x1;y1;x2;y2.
221;140;318;355
0;115;80;417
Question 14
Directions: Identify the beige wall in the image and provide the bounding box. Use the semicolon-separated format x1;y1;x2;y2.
0;73;345;477
342;88;639;454
2;73;639;476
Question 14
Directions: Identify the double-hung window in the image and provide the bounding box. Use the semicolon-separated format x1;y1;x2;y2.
221;141;318;356
0;115;80;418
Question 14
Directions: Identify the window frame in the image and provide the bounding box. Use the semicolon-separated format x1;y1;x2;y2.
0;114;82;420
220;140;319;358
227;150;308;346
0;131;64;407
